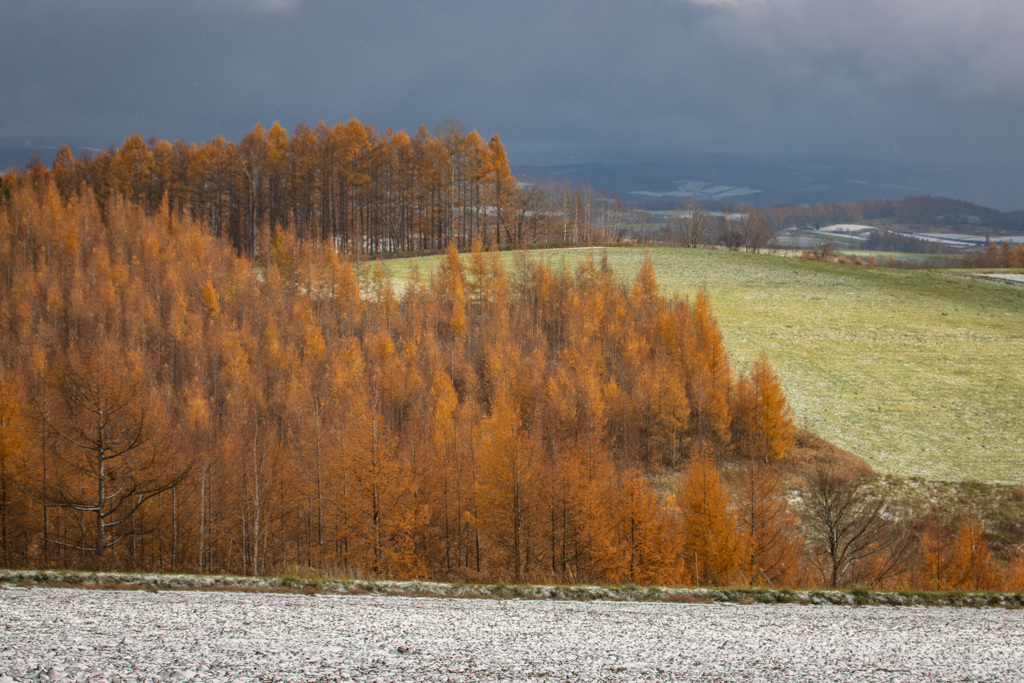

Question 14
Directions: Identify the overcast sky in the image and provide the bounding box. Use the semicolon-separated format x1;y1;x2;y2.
2;0;1021;207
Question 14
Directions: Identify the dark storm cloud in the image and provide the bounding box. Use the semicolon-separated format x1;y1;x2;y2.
2;0;1021;204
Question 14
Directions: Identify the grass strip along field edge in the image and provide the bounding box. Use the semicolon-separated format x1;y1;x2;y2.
3;569;1022;610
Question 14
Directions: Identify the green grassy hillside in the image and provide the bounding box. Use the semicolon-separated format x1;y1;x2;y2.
383;247;1024;484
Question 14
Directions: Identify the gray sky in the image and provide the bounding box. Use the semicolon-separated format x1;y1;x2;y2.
2;0;1022;208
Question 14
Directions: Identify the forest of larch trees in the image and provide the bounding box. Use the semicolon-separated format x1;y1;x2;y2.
0;121;1021;593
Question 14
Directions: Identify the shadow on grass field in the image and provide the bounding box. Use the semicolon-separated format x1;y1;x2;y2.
382;247;1024;484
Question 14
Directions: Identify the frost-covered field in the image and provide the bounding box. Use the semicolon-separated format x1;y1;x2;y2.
2;586;1023;682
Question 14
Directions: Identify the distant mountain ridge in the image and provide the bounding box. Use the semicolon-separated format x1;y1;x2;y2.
761;196;1024;237
0;136;104;173
513;154;1021;213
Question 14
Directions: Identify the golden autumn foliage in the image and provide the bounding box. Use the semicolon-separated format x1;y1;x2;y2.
1;180;1020;591
613;468;683;586
676;448;741;586
949;517;994;591
1005;553;1024;593
918;516;956;591
6;183;759;580
474;387;539;582
15;120;525;259
686;289;732;450
733;458;803;587
733;354;793;463
0;378;26;568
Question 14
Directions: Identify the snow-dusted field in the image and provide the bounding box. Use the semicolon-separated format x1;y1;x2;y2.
2;586;1023;682
978;273;1024;284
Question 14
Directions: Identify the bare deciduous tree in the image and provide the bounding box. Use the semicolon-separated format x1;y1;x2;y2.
682;201;711;248
737;208;777;253
801;462;905;588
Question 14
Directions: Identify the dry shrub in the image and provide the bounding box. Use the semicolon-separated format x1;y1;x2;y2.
664;592;708;603
276;563;366;582
458;590;497;600
786;429;875;481
276;563;325;580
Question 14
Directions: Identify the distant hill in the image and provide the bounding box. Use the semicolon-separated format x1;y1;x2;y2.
760;195;1022;237
514;155;1022;236
514;155;951;208
513;154;1021;214
0;136;104;173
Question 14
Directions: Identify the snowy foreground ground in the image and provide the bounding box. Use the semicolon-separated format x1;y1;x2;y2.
2;586;1023;682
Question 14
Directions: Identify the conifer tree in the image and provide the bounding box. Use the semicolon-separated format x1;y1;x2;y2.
950;517;993;591
613;467;680;586
475;387;537;582
733;354;793;462
676;447;741;586
0;378;26;566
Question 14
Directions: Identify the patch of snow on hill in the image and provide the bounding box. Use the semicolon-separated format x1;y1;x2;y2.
629;180;762;201
978;273;1024;284
818;224;876;234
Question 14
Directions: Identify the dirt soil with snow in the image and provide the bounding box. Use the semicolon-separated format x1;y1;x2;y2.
2;585;1022;682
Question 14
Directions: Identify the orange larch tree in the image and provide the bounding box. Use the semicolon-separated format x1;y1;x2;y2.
486;134;516;247
34;342;190;568
917;512;956;591
686;288;732;452
612;467;681;586
474;386;540;582
676;447;742;586
950;517;994;591
342;387;418;579
734;458;803;586
0;377;28;567
732;354;794;462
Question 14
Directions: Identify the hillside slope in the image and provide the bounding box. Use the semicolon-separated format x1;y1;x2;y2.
386;247;1024;483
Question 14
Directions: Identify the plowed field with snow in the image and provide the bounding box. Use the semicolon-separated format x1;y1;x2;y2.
2;586;1022;682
